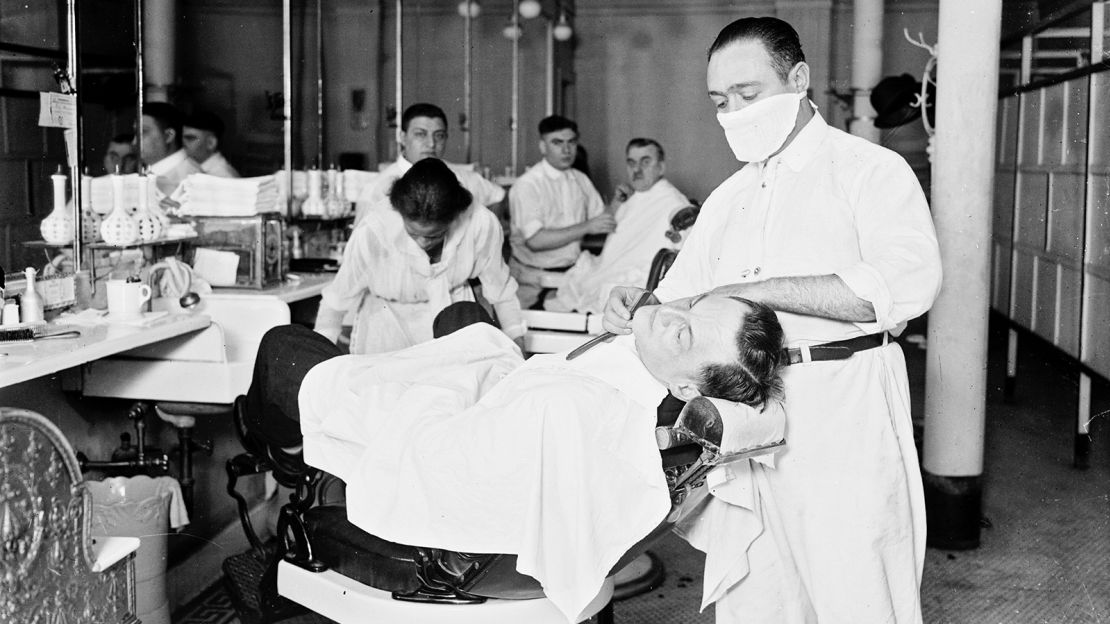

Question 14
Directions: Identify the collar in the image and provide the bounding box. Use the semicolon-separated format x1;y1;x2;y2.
633;178;670;199
774;106;828;173
395;155;414;175
539;158;573;180
559;334;667;412
201;152;225;167
148;149;189;176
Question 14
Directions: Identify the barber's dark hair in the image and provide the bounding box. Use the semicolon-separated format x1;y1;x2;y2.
707;17;805;83
402;103;448;131
389;158;472;225
143;102;185;147
696;297;785;408
185;110;226;141
627;137;665;161
538;115;577;137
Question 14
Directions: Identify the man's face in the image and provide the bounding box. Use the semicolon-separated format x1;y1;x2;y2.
402;217;451;257
538;128;578;171
103;141;137;175
707;39;799;115
138;115;174;164
401;116;448;162
632;295;748;400
626;145;665;193
181;126;217;163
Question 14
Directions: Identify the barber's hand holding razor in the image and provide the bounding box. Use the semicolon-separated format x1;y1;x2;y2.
602;286;659;334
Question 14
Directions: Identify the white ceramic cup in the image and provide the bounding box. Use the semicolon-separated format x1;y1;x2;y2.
106;279;152;319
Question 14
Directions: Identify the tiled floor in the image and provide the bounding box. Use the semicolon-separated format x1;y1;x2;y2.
175;318;1110;623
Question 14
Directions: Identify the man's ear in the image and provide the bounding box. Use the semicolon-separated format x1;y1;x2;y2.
791;62;810;94
164;128;177;148
671;381;702;403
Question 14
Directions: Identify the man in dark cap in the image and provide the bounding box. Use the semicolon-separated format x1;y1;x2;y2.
183;110;239;178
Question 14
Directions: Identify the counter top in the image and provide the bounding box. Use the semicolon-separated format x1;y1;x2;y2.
0;313;211;388
207;272;333;304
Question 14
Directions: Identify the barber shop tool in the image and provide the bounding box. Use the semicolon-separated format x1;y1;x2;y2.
0;325;81;343
565;290;653;360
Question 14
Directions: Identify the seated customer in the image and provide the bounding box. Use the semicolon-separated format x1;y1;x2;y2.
546;138;692;313
138;101;202;199
315;158;525;354
242;293;784;620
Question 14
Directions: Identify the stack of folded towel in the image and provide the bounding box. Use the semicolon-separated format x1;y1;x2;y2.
180;174;279;216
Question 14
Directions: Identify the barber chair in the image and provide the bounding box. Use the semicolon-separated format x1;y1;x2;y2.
227;395;782;624
0;407;141;623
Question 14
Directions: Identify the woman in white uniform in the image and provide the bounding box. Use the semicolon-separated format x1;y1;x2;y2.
314;158;525;354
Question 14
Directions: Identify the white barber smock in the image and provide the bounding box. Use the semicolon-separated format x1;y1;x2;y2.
298;323;670;623
199;152;240;178
548;177;689;313
353;156;506;225
320;203;524;354
656;112;941;623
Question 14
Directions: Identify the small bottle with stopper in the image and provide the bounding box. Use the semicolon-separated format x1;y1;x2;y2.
20;267;44;324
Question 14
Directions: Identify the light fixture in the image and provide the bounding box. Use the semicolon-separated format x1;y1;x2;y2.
502;19;522;40
552;11;573;41
518;0;542;20
457;0;481;18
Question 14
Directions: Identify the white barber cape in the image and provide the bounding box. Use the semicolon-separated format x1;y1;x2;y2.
353;156;506;225
147;148;201;199
656;112;942;623
198;152;240;178
298;323;671;622
320;203;524;354
548;178;688;313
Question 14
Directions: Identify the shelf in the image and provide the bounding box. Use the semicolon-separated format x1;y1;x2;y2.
22;235;197;250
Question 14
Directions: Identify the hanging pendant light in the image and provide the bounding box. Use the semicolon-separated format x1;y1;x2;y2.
553;11;573;41
457;0;481;18
518;0;542;20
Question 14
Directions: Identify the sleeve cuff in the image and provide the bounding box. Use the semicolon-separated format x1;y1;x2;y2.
835;262;893;331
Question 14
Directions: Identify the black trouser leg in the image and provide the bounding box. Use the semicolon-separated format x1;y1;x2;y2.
244;324;343;448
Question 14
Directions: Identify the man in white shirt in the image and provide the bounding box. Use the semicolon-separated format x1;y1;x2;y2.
138;101;202;198
240;293;785;621
354;102;505;224
182;111;240;178
603;16;942;624
547;137;691;313
509;115;616;308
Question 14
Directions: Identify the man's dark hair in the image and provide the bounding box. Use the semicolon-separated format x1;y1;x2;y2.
389;158;472;224
185;110;226;141
707;17;805;83
111;132;135;144
626;137;665;161
538;115;577;137
697;297;785;408
143;101;185;146
402;103;448;132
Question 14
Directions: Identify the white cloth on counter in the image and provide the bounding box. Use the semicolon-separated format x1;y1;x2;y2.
547;178;690;313
319;203;523;355
179;174;278;216
656;111;940;623
299;323;670;623
354;156;506;226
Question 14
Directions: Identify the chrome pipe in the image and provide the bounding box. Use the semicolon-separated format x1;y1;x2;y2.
135;0;144;165
66;0;83;270
463;1;473;163
283;0;293;214
395;0;403;150
510;6;519;175
316;0;325;167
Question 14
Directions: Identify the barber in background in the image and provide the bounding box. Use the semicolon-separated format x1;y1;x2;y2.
103;133;138;175
138;101;202;197
355;102;504;225
182;111;240;178
508;115;614;308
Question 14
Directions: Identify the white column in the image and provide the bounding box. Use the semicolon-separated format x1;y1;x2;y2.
142;0;176;103
848;0;883;142
922;0;1003;549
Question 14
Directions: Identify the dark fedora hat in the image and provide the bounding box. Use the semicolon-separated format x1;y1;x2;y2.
870;73;934;129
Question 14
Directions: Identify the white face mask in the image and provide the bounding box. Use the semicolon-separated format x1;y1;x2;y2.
716;91;806;163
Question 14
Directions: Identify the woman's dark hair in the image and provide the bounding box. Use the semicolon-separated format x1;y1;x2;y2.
697;297;785;408
389;158;473;224
707;17;805;83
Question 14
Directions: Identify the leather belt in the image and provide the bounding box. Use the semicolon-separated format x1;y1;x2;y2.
511;257;574;273
782;332;889;366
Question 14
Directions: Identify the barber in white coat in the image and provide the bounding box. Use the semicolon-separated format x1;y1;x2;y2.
603;17;942;623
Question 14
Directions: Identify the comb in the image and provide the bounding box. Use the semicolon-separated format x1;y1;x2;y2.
0;326;81;343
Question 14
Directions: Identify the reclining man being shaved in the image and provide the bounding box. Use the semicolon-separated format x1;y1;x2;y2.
241;293;785;621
